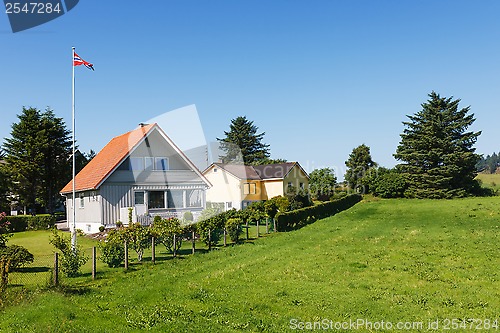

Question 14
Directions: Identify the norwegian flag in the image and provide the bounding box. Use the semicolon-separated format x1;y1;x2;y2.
73;52;94;71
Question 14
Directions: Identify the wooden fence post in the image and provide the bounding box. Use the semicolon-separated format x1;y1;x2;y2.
53;252;59;286
246;220;249;240
192;230;196;254
92;247;96;280
173;234;177;258
124;241;128;270
274;218;277;232
208;229;211;251
256;219;259;238
223;228;227;247
151;237;155;264
266;218;269;234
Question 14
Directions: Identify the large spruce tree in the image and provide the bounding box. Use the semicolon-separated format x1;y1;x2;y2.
217;116;270;164
394;92;481;198
3;107;72;213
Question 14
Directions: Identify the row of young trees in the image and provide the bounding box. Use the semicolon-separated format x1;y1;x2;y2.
0;107;94;214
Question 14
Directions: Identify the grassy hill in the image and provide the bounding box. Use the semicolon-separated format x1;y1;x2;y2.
476;173;500;192
1;197;500;332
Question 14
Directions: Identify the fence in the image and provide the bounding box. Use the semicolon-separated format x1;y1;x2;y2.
7;253;54;288
4;197;361;293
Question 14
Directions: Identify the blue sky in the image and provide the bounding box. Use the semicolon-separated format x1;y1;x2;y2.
1;1;499;178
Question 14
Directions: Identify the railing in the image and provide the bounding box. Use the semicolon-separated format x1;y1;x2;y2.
136;211;201;226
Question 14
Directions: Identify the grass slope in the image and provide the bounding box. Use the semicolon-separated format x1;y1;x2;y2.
1;198;500;332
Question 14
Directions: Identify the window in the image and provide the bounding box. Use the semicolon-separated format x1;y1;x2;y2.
79;193;84;208
300;182;304;189
155;157;169;170
187;189;202;208
167;190;184;208
130;157;144;170
226;202;232;210
134;191;145;205
145;157;154;170
243;183;257;195
213;168;218;172
288;182;293;188
148;191;165;209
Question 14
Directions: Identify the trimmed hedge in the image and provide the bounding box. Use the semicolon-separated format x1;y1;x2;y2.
275;194;362;231
5;215;56;232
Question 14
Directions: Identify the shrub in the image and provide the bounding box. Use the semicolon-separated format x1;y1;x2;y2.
183;211;194;223
196;209;239;247
49;230;88;277
276;194;362;231
4;214;56;232
0;245;34;271
99;225;105;233
99;229;124;268
121;223;151;261
225;218;242;243
116;221;123;228
372;171;409;198
0;213;11;247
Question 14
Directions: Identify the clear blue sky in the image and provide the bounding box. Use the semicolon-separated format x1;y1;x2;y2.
1;1;499;178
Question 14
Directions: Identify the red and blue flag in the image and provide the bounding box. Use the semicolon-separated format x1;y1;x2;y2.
73;52;94;71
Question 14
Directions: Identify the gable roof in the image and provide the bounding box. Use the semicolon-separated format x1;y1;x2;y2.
205;162;309;181
61;123;210;194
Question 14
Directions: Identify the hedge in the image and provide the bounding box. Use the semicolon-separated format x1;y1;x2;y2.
5;215;56;232
275;194;362;231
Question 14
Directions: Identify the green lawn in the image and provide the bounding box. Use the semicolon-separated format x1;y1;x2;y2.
1;197;500;332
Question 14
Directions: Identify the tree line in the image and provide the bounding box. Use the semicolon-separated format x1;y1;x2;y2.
218;92;488;200
0;91;490;217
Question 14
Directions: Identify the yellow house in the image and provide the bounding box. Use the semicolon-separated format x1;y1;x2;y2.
203;162;309;210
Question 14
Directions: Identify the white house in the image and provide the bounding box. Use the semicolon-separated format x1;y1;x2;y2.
202;162;309;210
60;123;211;233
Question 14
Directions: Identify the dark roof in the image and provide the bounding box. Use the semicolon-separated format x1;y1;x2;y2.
212;163;261;180
210;162;307;180
253;163;295;179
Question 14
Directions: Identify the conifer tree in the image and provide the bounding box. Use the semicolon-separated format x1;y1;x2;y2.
394;92;481;198
345;144;376;191
3;107;72;213
217;116;270;164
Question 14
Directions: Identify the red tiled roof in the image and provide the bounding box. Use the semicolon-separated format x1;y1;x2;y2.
60;124;156;194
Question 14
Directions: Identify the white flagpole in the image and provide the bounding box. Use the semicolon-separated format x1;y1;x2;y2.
71;46;77;250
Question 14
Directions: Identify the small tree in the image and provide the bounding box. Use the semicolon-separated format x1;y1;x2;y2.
99;229;125;268
151;217;183;253
345;144;376;192
49;229;88;277
309;168;337;201
121;223;151;261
